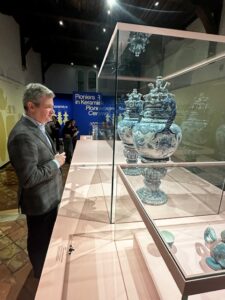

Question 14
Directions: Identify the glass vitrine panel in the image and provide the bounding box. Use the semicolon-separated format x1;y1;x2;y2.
97;23;225;297
115;162;225;297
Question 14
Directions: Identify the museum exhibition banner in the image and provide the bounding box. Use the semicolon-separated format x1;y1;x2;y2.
53;97;73;126
54;92;126;138
73;91;117;136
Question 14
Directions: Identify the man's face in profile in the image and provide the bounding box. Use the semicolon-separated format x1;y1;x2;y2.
27;96;54;124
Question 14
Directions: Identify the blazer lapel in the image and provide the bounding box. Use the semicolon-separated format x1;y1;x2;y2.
46;131;57;153
22;117;56;155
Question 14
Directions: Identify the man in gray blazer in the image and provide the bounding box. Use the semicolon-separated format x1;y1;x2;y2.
8;83;66;278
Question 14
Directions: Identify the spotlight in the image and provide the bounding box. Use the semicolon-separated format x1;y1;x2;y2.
107;0;116;8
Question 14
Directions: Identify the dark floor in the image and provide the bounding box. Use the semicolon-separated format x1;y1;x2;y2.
0;162;70;300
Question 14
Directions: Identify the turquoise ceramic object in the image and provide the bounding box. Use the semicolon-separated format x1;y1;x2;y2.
204;227;217;244
160;230;175;247
137;166;167;205
206;242;225;271
211;243;225;268
205;257;223;271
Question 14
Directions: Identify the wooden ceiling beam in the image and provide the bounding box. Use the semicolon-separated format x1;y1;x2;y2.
195;5;218;34
12;9;113;28
189;0;223;34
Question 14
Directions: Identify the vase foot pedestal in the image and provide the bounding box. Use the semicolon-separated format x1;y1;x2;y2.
123;167;142;176
137;187;167;205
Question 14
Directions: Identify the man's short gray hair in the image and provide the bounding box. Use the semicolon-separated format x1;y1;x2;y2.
23;83;55;110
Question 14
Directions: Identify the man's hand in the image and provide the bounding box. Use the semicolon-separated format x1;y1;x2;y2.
54;152;66;166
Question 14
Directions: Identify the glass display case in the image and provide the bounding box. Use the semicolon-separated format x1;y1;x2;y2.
116;162;225;299
96;23;225;299
98;22;225;160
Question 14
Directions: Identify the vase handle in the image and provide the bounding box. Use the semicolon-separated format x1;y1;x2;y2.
162;96;176;132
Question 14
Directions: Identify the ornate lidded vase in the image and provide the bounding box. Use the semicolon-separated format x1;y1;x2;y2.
132;76;182;205
117;89;143;175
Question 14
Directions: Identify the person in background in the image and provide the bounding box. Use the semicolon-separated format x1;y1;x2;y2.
71;119;79;150
46;115;61;151
7;83;66;279
62;119;73;163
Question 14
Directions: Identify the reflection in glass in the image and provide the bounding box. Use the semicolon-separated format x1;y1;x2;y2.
128;32;150;57
117;88;143;175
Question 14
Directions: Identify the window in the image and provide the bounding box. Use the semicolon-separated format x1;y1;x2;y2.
77;70;85;91
88;71;96;90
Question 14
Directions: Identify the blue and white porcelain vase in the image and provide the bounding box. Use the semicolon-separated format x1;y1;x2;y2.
117;89;143;175
132;76;182;205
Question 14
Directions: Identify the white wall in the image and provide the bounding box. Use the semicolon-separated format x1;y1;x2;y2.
0;13;23;82
45;64;98;94
0;13;42;84
0;12;98;94
45;64;76;94
25;50;42;83
0;12;42;166
0;12;99;166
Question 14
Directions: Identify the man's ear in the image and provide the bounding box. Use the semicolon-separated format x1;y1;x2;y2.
27;101;35;111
